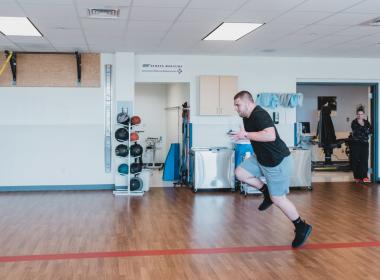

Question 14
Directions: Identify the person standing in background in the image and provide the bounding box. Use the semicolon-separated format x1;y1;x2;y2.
350;105;372;183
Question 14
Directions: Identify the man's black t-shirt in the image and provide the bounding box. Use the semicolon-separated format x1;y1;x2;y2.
243;105;290;167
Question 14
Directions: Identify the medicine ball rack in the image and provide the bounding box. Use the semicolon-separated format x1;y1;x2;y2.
113;113;144;196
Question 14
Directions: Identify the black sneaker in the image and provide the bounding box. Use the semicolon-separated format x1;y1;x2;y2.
258;184;273;211
292;222;312;248
258;198;273;211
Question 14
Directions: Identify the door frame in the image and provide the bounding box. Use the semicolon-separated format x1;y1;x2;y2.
296;81;379;182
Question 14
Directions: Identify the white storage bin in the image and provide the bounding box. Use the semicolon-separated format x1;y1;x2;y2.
140;169;152;192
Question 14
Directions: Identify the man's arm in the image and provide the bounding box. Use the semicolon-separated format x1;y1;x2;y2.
232;127;276;142
247;127;276;142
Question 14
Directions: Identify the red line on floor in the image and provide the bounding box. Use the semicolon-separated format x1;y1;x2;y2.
1;241;380;263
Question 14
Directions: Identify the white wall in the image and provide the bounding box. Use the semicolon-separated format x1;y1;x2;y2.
0;53;115;187
135;83;167;163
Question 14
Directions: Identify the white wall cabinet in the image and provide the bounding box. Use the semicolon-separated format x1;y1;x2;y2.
199;75;238;115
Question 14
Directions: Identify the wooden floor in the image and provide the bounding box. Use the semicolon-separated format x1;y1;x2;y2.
0;182;380;279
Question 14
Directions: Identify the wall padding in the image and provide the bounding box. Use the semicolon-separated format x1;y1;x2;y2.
0;53;100;87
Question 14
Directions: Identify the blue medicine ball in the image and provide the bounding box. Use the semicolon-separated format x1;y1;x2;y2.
118;163;129;175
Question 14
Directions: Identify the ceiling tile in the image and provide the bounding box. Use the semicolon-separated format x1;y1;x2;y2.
21;4;78;20
226;9;283;23
177;8;231;23
187;0;247;10
18;43;56;52
294;0;365;12
85;31;125;43
130;7;182;21
127;21;172;32
5;36;48;44
241;0;306;12
0;2;26;16
43;29;87;45
308;34;360;47
317;13;376;26
169;22;216;39
333;25;380;36
53;45;89;52
0;36;17;47
271;11;333;25
132;0;189;8
345;0;380;13
32;18;81;30
126;30;167;40
1;0;380;57
75;0;132;8
17;0;73;4
252;22;308;37
88;43;122;52
291;25;348;36
81;18;127;31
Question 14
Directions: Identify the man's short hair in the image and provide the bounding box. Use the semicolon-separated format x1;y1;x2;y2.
234;90;254;102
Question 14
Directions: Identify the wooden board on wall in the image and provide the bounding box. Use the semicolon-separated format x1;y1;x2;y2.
0;53;100;87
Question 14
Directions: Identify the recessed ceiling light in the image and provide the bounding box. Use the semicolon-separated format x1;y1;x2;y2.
0;17;42;36
203;22;264;41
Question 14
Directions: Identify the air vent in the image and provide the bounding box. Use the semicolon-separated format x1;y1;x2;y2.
87;8;120;19
360;16;380;26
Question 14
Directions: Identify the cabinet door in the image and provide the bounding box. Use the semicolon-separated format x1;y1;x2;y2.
199;75;220;115
219;75;238;115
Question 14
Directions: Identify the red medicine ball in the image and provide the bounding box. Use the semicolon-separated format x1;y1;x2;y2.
130;132;139;141
131;115;141;125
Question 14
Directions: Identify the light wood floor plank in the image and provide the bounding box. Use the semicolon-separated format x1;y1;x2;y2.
0;182;379;279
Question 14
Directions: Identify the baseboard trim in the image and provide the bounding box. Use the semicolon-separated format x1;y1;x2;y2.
0;184;115;192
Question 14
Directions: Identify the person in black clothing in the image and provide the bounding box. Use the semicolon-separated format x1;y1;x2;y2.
231;90;312;248
350;105;372;183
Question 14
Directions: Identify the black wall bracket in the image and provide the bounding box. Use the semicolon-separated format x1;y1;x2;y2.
4;50;16;85
75;51;81;84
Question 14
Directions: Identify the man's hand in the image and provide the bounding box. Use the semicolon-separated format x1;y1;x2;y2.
230;126;248;141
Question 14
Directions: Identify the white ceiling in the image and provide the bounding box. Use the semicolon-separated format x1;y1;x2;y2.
1;0;380;57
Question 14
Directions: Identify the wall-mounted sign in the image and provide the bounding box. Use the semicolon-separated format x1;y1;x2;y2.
141;63;183;74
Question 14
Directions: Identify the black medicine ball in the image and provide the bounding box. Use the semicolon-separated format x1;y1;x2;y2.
130;143;143;157
130;177;143;191
130;162;142;174
115;144;129;157
117;112;130;125
115;128;129;142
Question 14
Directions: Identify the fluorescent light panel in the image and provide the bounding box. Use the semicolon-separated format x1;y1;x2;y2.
0;17;42;36
203;22;263;41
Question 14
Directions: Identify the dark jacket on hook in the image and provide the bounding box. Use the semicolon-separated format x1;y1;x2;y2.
317;105;336;147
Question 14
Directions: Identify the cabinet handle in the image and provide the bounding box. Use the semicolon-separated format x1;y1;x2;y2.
220;108;223;114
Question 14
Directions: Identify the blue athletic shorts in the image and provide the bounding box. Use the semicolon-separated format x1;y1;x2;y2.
239;154;293;196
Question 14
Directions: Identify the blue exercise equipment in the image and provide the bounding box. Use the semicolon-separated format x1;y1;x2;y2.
163;143;180;181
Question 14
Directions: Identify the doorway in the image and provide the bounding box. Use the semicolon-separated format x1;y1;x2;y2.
135;82;190;187
296;82;378;183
